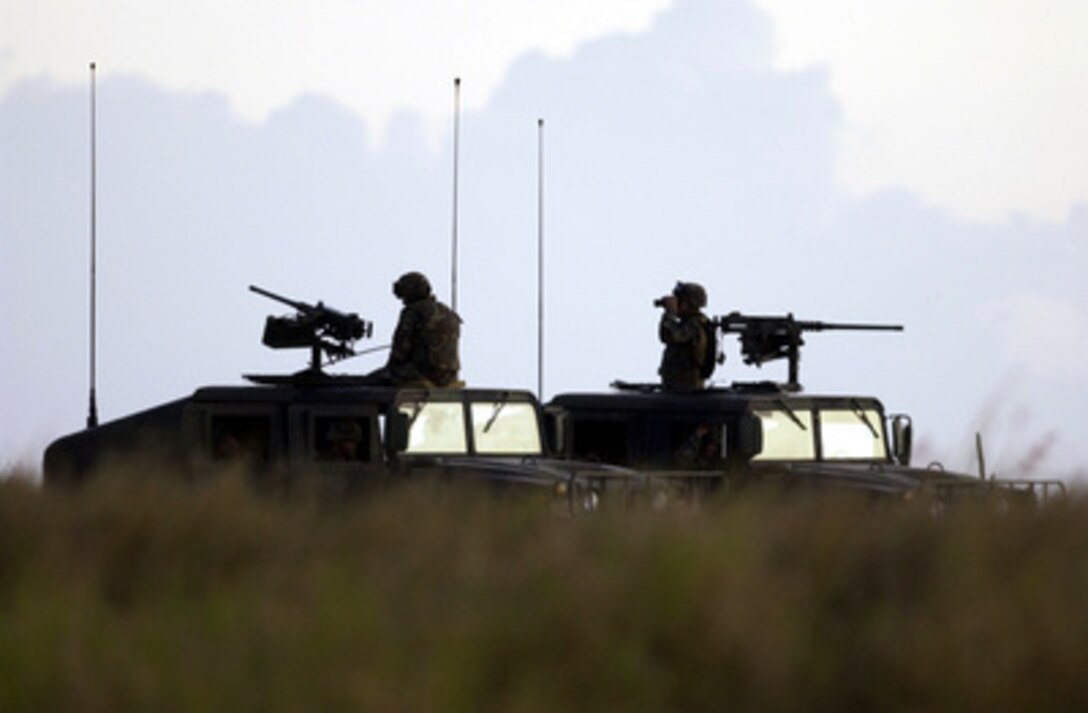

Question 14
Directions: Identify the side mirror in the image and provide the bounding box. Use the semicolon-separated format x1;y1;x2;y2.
541;408;565;457
890;414;913;466
735;413;763;459
385;411;410;455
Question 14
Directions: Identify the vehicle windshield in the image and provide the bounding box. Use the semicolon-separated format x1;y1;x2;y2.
398;401;468;454
820;408;887;460
753;407;815;461
397;398;542;456
752;404;888;462
471;402;542;455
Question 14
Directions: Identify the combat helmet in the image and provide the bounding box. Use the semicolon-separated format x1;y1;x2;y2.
393;272;432;302
673;281;707;310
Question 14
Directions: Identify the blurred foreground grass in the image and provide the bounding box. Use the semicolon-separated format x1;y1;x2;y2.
2;469;1087;712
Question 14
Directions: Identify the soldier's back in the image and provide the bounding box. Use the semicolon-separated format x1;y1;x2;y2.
418;299;461;386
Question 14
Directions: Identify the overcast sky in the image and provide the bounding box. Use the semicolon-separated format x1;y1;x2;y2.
2;0;1086;479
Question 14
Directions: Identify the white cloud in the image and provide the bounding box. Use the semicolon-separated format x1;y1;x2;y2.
11;0;1083;223
0;0;671;139
751;0;1088;223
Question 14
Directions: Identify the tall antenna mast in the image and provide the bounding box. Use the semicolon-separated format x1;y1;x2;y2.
87;61;99;429
537;118;545;398
450;77;461;313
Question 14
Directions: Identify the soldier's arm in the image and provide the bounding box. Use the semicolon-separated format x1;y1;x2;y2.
390;307;421;361
659;313;700;345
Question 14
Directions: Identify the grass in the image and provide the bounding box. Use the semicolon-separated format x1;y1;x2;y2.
1;468;1087;711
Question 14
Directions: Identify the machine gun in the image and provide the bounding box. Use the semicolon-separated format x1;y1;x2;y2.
250;285;373;374
714;312;902;391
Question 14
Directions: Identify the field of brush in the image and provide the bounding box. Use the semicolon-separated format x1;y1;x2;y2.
1;468;1086;712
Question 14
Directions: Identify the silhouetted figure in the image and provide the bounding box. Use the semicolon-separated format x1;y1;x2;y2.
657;281;710;390
368;272;462;387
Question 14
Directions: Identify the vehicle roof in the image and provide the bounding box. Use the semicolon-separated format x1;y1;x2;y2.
43;397;190;471
548;387;885;415
192;384;399;406
191;383;540;409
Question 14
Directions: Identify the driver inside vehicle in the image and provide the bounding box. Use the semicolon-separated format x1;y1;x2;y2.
675;422;721;468
319;419;365;461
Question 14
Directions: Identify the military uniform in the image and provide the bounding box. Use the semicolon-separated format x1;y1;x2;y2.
658;311;709;390
657;281;711;390
387;295;461;387
363;272;462;388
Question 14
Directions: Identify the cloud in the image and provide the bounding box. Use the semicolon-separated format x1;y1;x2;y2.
751;0;1088;223
0;0;670;139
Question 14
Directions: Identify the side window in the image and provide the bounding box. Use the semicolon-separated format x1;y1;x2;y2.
398;402;468;454
211;414;271;462
313;416;373;462
671;421;726;469
752;408;815;461
569;418;631;465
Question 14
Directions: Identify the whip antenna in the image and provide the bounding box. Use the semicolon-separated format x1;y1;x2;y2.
450;77;461;312
87;61;99;429
537;118;545;398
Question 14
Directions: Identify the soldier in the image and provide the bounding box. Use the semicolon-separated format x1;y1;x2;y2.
319;419;365;461
370;272;462;388
657;281;710;390
675;422;722;468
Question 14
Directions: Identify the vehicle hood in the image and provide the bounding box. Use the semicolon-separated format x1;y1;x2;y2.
401;454;647;488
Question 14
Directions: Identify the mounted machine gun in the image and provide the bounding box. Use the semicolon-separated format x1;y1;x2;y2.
714;312;902;391
250;285;373;377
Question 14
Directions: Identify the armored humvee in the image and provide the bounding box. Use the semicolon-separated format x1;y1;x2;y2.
45;383;642;511
43;288;642;513
544;313;1065;503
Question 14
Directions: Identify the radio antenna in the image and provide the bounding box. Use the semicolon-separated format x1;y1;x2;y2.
87;61;99;429
537;118;545;398
450;77;461;313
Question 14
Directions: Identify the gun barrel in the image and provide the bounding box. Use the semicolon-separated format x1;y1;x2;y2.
249;285;307;312
804;322;903;332
714;314;903;333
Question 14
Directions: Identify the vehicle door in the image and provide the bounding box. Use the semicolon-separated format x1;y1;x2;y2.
183;402;282;472
286;403;385;487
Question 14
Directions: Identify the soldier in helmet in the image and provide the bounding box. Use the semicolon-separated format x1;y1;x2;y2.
657;281;711;390
319;419;365;461
369;272;462;388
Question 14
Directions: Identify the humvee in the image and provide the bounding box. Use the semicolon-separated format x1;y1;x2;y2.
44;383;641;512
43;287;642;513
545;313;1065;503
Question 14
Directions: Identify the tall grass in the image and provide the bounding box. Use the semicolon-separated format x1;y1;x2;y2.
1;468;1086;712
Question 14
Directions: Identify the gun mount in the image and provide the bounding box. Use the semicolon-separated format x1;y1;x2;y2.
250;285;373;377
714;312;902;391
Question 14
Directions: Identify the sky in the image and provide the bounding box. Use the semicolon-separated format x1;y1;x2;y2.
2;0;1086;480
